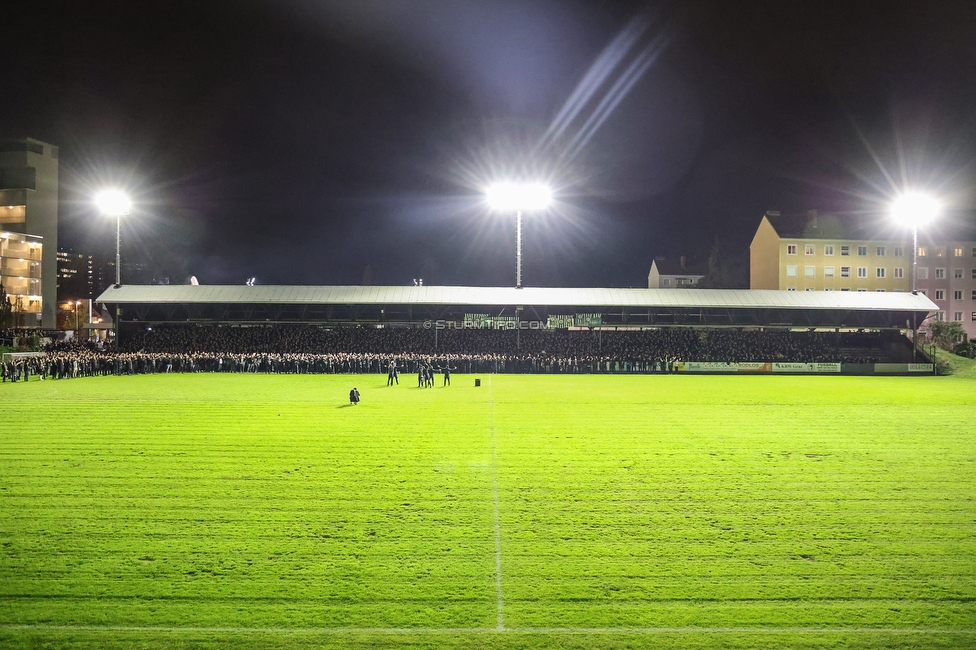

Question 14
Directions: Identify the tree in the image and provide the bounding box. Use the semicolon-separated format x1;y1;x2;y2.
698;237;749;289
0;282;12;329
928;320;966;351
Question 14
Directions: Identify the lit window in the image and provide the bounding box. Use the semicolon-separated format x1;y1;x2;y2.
876;267;886;278
787;244;797;255
954;247;963;257
918;247;927;257
824;266;835;278
935;290;945;300
857;246;867;256
955;290;963;300
805;244;815;255
805;266;815;278
918;268;928;279
935;268;945;279
824;245;834;256
894;267;903;279
954;268;963;279
857;267;867;278
841;266;851;278
786;265;798;277
894;247;903;257
876;246;886;256
841;245;850;256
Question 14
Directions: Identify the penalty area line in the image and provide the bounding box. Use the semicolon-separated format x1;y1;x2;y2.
1;625;974;635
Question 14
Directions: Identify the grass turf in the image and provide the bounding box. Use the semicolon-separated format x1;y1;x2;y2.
1;372;974;648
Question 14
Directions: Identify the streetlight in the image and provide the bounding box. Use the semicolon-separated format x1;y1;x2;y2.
486;182;552;289
95;189;131;286
891;191;939;361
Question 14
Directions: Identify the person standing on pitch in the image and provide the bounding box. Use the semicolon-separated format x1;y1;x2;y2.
349;387;360;405
387;360;396;386
442;364;451;386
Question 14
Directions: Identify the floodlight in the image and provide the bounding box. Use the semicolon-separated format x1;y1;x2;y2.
95;189;132;217
891;192;939;228
486;182;552;212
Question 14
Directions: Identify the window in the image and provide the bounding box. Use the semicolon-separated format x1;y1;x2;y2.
841;266;851;278
894;267;904;279
876;246;886;256
935;268;945;279
805;244;815;255
935;290;945;300
786;265;798;277
918;290;927;296
955;290;963;300
936;247;946;257
954;247;963;257
787;244;797;255
936;311;945;321
824;266;835;278
805;266;815;278
954;312;963;322
973;269;976;279
662;278;670;286
787;286;797;291
824;287;834;291
805;287;815;291
857;246;867;256
876;267;886;278
972;290;976;301
894;247;904;257
857;288;867;292
954;268;963;279
824;245;834;256
918;267;928;279
972;247;976;257
918;247;927;257
876;288;885;292
972;312;976;322
841;245;850;256
857;267;867;278
840;288;850;291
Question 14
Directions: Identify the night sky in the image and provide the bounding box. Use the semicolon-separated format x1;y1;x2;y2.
5;0;976;287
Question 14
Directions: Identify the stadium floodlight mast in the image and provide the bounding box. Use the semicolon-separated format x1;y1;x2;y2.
486;182;552;289
95;189;132;286
891;192;939;295
891;191;939;363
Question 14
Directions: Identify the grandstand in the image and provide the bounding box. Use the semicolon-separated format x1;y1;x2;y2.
77;284;940;375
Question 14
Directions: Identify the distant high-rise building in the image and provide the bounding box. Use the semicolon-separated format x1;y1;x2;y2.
57;247;95;300
0;137;59;327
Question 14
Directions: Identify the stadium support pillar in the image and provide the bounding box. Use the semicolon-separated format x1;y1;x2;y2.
516;210;522;289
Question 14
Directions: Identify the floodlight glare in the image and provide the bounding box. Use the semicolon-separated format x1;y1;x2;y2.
891;192;939;228
95;189;132;217
486;182;552;212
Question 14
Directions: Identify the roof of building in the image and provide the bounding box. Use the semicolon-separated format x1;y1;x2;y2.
764;211;976;243
650;258;708;276
96;283;937;313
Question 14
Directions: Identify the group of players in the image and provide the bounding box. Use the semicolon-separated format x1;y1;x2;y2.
385;360;452;388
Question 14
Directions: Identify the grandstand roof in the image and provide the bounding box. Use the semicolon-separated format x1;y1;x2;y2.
97;284;936;312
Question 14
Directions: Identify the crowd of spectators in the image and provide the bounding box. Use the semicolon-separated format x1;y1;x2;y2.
0;324;904;382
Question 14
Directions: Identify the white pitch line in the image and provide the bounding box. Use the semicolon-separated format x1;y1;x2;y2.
1;625;974;635
487;375;504;630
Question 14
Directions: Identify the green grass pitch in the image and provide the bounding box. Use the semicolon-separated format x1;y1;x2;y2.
1;372;975;649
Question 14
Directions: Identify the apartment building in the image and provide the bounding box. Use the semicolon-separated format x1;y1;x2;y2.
915;241;976;338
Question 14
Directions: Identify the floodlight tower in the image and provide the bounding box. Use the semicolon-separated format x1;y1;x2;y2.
486;182;552;289
891;192;939;361
95;189;132;286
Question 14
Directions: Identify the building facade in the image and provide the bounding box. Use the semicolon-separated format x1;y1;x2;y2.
751;213;910;293
914;241;976;338
57;247;95;300
751;211;976;340
0;137;59;327
0;231;43;325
